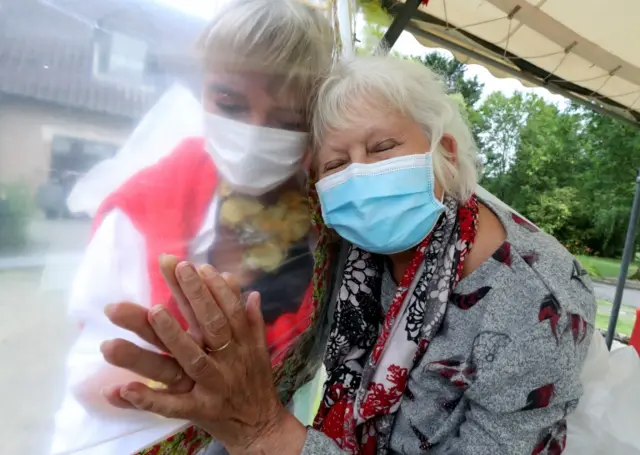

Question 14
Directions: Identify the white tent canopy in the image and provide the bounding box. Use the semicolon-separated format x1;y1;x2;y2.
381;0;640;128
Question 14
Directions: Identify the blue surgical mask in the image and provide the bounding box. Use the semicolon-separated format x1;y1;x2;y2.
316;154;445;254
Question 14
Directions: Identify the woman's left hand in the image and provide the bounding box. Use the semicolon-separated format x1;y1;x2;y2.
103;260;306;454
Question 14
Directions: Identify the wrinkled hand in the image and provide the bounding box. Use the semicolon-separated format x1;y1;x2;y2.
100;254;242;405
101;258;305;454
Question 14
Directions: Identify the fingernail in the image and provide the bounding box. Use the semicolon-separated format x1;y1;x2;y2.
99;340;113;354
200;264;216;279
150;306;171;327
104;303;116;317
248;292;261;311
120;388;138;403
100;385;117;398
176;261;194;280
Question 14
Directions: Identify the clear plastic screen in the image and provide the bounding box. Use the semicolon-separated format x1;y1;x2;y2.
0;0;342;453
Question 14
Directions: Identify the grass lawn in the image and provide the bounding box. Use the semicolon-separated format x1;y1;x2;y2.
596;299;637;336
576;255;640;279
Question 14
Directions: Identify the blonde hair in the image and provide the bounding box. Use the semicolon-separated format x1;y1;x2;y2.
198;0;336;115
311;56;479;203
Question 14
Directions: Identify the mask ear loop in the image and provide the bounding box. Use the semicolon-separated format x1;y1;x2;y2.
426;148;446;204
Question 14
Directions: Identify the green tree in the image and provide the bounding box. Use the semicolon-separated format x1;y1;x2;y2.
509;99;588;241
476;92;526;200
476;92;590;245
355;23;403;57
417;53;483;106
577;108;640;257
416;53;485;148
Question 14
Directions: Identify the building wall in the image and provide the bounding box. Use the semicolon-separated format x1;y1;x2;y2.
0;97;133;193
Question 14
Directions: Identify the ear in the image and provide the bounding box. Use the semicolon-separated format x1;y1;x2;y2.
439;134;458;165
302;150;319;174
301;150;313;172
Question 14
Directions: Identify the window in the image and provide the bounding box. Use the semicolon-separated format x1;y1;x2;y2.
93;29;149;85
50;136;118;181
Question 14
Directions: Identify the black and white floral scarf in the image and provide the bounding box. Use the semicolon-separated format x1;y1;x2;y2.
312;195;480;455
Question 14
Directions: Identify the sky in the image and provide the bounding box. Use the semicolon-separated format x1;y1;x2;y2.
158;0;566;106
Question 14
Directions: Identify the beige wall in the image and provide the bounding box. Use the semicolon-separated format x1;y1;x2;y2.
0;98;133;193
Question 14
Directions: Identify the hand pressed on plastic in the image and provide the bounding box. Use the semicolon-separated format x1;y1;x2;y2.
100;256;241;406
102;259;305;454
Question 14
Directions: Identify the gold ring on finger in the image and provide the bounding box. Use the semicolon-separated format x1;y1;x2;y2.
205;339;231;354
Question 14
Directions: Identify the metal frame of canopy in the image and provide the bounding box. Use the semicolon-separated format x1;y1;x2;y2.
376;0;640;349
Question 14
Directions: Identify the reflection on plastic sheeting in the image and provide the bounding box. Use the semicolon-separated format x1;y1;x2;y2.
0;0;335;453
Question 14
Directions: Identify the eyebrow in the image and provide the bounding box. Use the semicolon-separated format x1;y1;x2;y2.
266;78;305;109
266;76;289;95
323;144;350;157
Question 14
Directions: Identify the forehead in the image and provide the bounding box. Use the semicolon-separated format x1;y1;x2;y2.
318;104;409;149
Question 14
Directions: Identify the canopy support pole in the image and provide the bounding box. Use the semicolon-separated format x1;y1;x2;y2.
606;169;640;349
337;0;356;58
376;0;423;54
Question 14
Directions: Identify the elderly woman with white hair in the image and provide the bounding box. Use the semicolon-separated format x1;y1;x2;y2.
101;56;597;455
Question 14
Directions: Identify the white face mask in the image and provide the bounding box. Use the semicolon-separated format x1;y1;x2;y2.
203;112;308;196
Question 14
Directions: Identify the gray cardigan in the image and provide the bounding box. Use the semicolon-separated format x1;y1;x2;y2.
301;198;596;455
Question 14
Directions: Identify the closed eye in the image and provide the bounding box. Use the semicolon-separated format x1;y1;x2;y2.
371;139;398;153
274;120;305;131
271;108;305;131
322;159;347;174
208;85;248;117
216;103;248;116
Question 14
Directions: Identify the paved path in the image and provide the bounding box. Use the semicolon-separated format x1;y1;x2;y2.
593;282;640;309
0;218;89;454
0;268;79;455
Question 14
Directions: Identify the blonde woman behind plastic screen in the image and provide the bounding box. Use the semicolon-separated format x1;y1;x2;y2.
99;56;597;455
51;1;334;454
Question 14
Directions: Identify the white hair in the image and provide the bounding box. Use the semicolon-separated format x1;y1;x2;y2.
311;56;479;203
198;0;336;115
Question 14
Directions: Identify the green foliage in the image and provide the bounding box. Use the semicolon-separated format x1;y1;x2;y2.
416;53;484;106
526;187;578;236
0;183;33;253
576;256;604;278
415;53;486;148
475;87;640;259
356;0;393;28
595;300;636;336
355;23;404;57
583;261;603;279
577;254;640;279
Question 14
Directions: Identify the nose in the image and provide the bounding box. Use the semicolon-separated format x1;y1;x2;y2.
246;95;272;127
346;146;370;165
248;109;270;127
